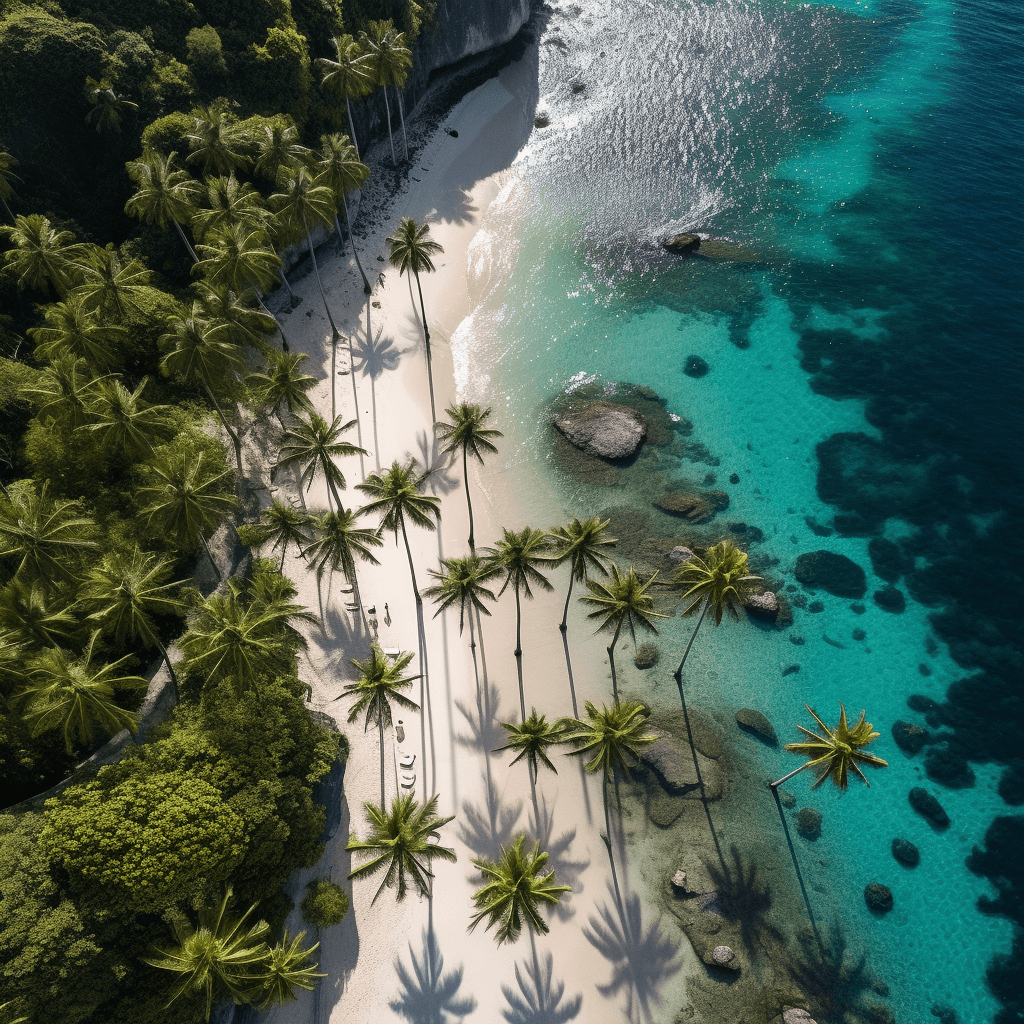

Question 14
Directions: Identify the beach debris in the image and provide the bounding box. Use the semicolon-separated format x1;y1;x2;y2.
794;550;867;598
795;807;822;841
735;707;778;746
663;233;701;254
864;881;894;912
634;642;659;669
909;786;950;829
892;719;931;754
553;399;647;460
892;837;920;867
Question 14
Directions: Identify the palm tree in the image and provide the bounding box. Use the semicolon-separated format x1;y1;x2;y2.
253;122;309;187
71;244;151;320
190;174;268;241
28;291;127;371
179;577;316;694
317;35;376;159
671;540;760;680
186;103;250;177
22;355;94;430
580;564;665;700
0;999;27;1024
251;930;325;1010
315;132;371;293
435;404;502;553
496;711;567;823
301;506;382;626
545;516;617;717
80;547;185;700
361;21;413;160
238;499;311;571
423;554;498;635
276;413;366;511
0;150;21;223
347;793;456;902
0;579;81;648
387;216;443;421
246;350;316;428
0;480;99;586
18;631;147;752
486;527;553;721
769;704;889;952
340;642;420;805
194;281;278;355
160;310;247;478
0;213;80;297
143;887;270;1021
125;150;202;261
470;836;571;946
561;699;656;911
84;80;138;133
82;377;174;460
356;460;440;604
139;451;237;575
270;165;341;336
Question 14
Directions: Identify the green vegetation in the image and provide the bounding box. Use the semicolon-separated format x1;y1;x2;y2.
300;877;349;930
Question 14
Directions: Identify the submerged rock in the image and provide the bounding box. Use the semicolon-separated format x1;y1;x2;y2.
874;586;907;613
796;807;822;841
868;537;908;583
892;719;931;754
744;590;779;622
668;545;695;563
642;730;690;790
925;745;976;789
634;642;659;669
864;882;894;912
554;400;647;460
664;232;701;253
684;354;710;377
735;707;777;745
654;489;729;522
892;837;920;867
795;550;867;598
778;788;797;809
909;786;950;828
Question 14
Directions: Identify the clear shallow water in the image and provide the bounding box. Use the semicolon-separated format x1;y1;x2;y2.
450;0;1023;1019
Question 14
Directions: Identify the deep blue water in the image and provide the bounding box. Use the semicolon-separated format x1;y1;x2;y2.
451;0;1023;1017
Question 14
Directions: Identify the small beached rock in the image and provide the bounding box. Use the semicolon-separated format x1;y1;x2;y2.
909;786;950;829
664;233;701;254
744;591;779;622
796;807;822;841
710;944;736;966
684;355;710;378
892;838;920;867
892;719;931;754
874;586;906;614
735;708;777;745
668;545;695;563
782;1009;820;1024
864;882;893;912
795;550;867;598
554;400;647;460
634;642;659;669
671;869;688;891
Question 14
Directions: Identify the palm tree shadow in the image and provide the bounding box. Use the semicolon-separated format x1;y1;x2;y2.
435;185;479;228
527;792;589;921
351;328;403;381
415;430;461;498
584;888;681;1023
315;602;373;673
390;926;476;1024
703;844;785;963
501;947;582;1024
787;920;885;1024
454;679;506;755
457;772;523;866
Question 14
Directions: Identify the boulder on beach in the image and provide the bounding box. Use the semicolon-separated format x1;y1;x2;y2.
796;807;822;841
654;489;729;522
642;729;691;790
554;400;647;460
892;719;931;754
668;545;695;563
892;837;920;867
708;944;737;969
735;707;777;745
782;1009;820;1024
634;642;659;669
864;882;893;912
744;590;779;622
794;550;867;598
909;786;950;828
664;232;701;254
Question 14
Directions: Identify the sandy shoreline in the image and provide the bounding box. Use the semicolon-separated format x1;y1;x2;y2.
246;41;699;1024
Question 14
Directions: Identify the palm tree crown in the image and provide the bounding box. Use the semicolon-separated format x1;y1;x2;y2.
780;704;889;791
70;243;151;319
302;506;382;587
560;699;657;780
672;540;760;624
247;350;317;424
495;711;567;780
1;213;81;295
191;174;268;240
251;930;325;1010
28;291;126;370
124;151;202;259
317;35;375;158
275;413;366;511
194;222;282;296
423;554;499;634
241;499;311;571
347;794;456;902
470;836;571;946
186;103;250;177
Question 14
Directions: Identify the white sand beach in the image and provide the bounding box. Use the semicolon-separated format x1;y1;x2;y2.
252;45;698;1024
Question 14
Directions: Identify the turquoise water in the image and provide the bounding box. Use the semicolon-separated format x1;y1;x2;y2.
451;0;1023;1019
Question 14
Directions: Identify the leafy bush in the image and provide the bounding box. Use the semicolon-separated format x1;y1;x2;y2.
242;26;312;124
185;23;227;85
301;877;349;929
108;30;157;93
60;0;201;54
140;53;196;115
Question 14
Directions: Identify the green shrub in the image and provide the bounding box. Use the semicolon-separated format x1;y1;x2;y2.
0;357;40;484
242;26;312;124
140;110;193;154
301;877;349;929
290;0;344;55
60;0;201;54
185;23;226;84
140;53;195;115
108;30;157;93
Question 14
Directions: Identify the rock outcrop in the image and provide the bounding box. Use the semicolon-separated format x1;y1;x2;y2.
892;837;920;867
634;642;659;669
796;807;822;841
654;488;729;522
874;586;907;613
735;707;777;745
794;550;867;598
664;233;701;253
892;719;931;754
909;786;950;828
554;400;647;460
418;0;531;76
744;590;779;622
864;882;894;912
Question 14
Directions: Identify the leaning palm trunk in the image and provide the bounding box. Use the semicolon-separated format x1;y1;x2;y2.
410;268;436;422
174;218;199;262
462;446;476;553
601;776;625;918
256;293;291;352
513;584;526;722
770;785;825;954
378;715;386;807
381;86;397;163
396;87;409;160
559;575;579;718
345;331;366;482
675;599;711;678
398;515;421;603
337;193;371;293
304;225;340;337
154;636;179;704
345;98;361;160
202;382;244;482
606;618;624;702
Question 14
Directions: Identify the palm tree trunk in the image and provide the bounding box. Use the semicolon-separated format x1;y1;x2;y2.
339;194;371;294
412;269;436;423
345;97;360;160
379;715;386;808
607;618;623;702
200;532;220;582
279;538;288;572
331;322;338;420
462;446;475;553
172;218;198;262
559;573;576;632
256;294;290;352
675;599;710;678
0;194;15;224
559;573;580;718
396;87;409;160
155;636;179;704
602;775;625;918
514;584;525;722
399;516;420;603
381;85;397;163
771;783;825;955
326;473;345;514
201;382;243;482
278;269;296;303
346;330;366;483
305;227;340;337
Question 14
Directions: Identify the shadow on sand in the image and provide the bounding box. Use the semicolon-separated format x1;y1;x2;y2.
526;791;589;922
501;936;583;1024
391;916;476;1024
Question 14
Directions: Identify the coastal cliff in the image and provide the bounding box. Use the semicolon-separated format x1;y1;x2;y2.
419;0;532;73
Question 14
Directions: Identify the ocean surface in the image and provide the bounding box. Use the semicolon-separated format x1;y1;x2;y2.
450;0;1024;1019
